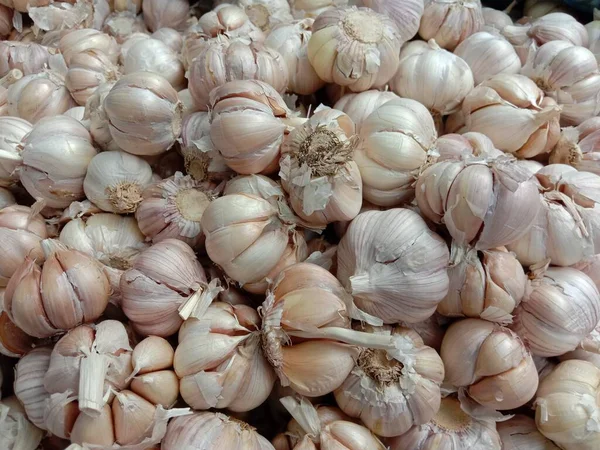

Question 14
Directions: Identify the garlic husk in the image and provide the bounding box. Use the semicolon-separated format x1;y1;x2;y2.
0;187;14;208
142;0;189;32
59;28;119;65
83;151;153;214
0;116;31;187
59;213;148;270
110;0;142;13
333;89;399;134
497;414;560;450
124;38;185;91
103;11;149;44
308;6;402;92
482;6;512;32
0;4;11;37
0;396;45;450
355;98;437;207
0;41;50;77
535;360;600;450
65;49;120;106
196;4;265;41
391;39;474;118
559;322;600;369
104;71;183;156
419;0;484;51
151;27;182;52
280;106;362;225
0;290;36;357
337;208;450;324
14;346;52;430
549;118;600;174
28;1;95;33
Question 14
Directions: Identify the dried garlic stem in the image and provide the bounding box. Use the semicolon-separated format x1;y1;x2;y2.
78;351;108;416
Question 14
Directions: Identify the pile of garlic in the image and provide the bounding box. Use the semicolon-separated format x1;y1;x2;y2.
2;1;600;449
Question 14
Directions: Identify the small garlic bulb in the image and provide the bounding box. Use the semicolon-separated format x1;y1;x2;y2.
0;42;50;76
419;0;484;51
535;360;600;450
84;81;118;152
337;208;450;324
386;395;502;450
550;117;600;174
196;4;265;41
104;71;183;156
163;412;274;450
333;89;399;133
512;265;600;357
209;80;291;174
0;396;45;450
361;0;423;43
14;346;52;430
58;28;119;66
124;38;185;91
65;49;119;106
0;116;31;187
0;187;14;208
83;151;153;214
355;98;437;207
497;414;561;450
152;27;183;52
441;318;538;410
454;32;521;85
394;45;470;124
19;115;97;208
308;6;402;92
280;106;362;226
142;0;189;32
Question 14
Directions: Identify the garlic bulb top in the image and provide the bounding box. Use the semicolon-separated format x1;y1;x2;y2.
0;116;31;187
550;117;600;174
308;6;402;92
123;38;185;91
196;4;265;41
419;0;484;51
142;0;189;32
497;415;561;450
333;89;400;133
59;29;119;66
362;0;423;44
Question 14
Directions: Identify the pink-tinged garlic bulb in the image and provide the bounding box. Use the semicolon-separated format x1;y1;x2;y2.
0;205;47;287
84;81;118;152
65;49;119;106
14;346;52;430
498;414;561;450
419;0;484;51
446;74;561;158
265;19;325;95
280;106;362;226
103;11;148;44
333;90;399;133
454;32;521;85
361;0;422;43
337;208;450;324
209;80;291;174
19;115;96;208
175;302;276;411
0;42;50;77
163;412;274;450
522;41;600;126
308;6;402;92
355;98;437;207
104;72;183;156
391;40;474;120
511;265;600;357
121;238;213;337
334;325;444;437
482;7;512;32
416;154;542;251
123;38;185;91
7;70;76;124
151;27;182;52
535;360;600;450
550;117;600;174
142;0;188;32
441;318;538;410
196;4;265;41
438;246;527;323
0;116;31;187
135;171;219;248
59;29;119;66
188;36;288;111
4;239;110;338
386;395;502;450
0;187;14;208
0;396;45;450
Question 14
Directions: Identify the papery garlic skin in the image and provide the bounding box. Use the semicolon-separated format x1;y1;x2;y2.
337;208;450;324
419;0;484;51
14;347;52;430
124;38;185;91
308;6;402;92
65;49;120;106
550;118;600;174
535;360;600;450
84;81;118;152
59;28;119;66
104;71;183;156
0;116;31;187
142;0;189;32
0;396;44;450
0;42;50;77
333;90;399;134
497;414;561;450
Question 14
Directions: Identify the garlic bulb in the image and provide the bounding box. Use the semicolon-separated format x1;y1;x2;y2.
435;131;502;161
0;116;31;187
209;80;291;174
28;1;94;33
0;290;36;357
14;346;52;430
118;32;150;64
586;19;600;63
0;42;50;77
334;325;444;437
63;106;86;123
559;322;600;369
0;187;14;208
103;11;149;44
497;414;561;450
265;19;325;95
419;0;484;51
521;40;600;126
19;115;97;208
524;0;567;18
361;0;422;43
83;151;153;214
337;208;450;324
308;6;402;92
163;412;274;450
196;4;265;41
290;0;347;19
441;318;538;410
482;7;512;32
280;106;362;225
386;395;502;450
355;98;438;207
0;5;11;37
550;117;600;174
0;396;44;450
84;81;118;152
65;49;119;106
511;264;600;357
454;32;521;85
121;238;213;336
104;71;183;156
535;360;600;450
234;0;293;32
0;205;47;286
135;171;219;248
59;28;119;66
7;70;76;123
151;27;182;52
124;38;185;91
188;36;288;111
142;0;188;32
59;213;148;270
333;90;399;133
4;239;110;338
391;40;474;119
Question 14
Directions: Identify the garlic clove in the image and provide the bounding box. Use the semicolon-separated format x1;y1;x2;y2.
70;404;115;447
112;390;156;445
131;370;179;408
130;336;174;376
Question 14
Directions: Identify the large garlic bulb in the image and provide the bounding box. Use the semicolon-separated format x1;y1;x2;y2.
497;415;561;450
482;7;512;32
124;38;185;91
337;208;450;324
0;116;31;187
419;0;484;51
65;49;119;106
333;89;400;133
58;28;119;66
550;117;600;174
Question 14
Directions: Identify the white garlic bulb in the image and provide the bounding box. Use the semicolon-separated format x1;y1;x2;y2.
196;4;265;41
497;414;561;450
142;0;189;32
84;81;118;152
586;18;600;63
151;27;183;52
13;346;52;430
124;38;185;91
118;32;150;64
419;0;484;51
362;0;423;43
0;41;50;76
65;49;120;106
59;28;119;65
333;89;399;133
0;396;44;450
0;116;31;187
234;0;293;32
551;118;600;174
482;6;512;32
